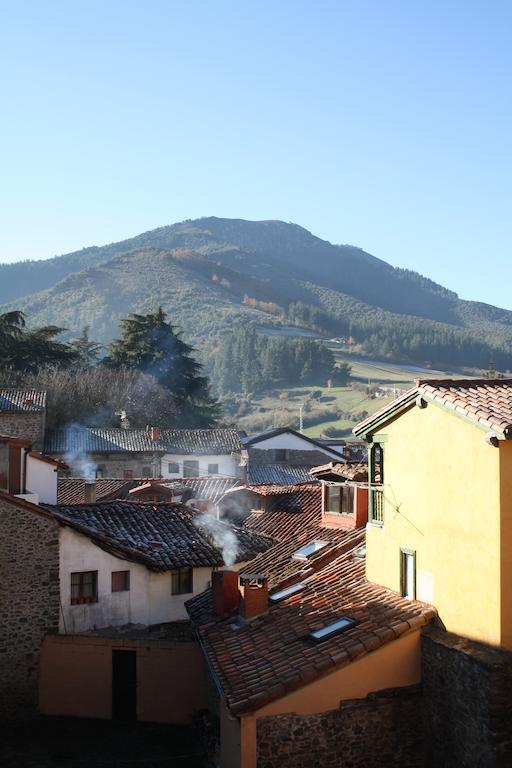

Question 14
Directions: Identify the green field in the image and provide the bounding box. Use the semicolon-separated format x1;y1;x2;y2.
234;352;466;438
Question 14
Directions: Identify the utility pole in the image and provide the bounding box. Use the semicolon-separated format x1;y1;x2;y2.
299;404;304;433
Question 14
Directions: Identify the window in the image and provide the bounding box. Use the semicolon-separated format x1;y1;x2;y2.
95;465;105;479
71;571;98;604
142;465;151;477
292;540;329;561
171;567;193;595
371;443;384;484
123;469;134;480
325;485;354;515
168;462;180;474
309;616;356;642
274;449;288;462
400;548;416;600
269;582;306;603
183;460;199;478
112;570;130;592
208;463;219;475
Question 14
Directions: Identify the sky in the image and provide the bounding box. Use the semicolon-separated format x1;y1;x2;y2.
1;1;511;307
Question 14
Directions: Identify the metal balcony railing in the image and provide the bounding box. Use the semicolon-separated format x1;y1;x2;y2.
371;488;384;524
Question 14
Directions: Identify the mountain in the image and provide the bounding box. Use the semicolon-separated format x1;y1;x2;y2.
2;216;512;369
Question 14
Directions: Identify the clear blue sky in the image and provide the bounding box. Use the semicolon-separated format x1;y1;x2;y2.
1;1;511;307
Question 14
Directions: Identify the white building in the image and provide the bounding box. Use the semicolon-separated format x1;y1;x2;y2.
160;429;244;478
50;499;270;633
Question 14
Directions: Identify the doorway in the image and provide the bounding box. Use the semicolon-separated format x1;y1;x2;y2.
112;649;137;720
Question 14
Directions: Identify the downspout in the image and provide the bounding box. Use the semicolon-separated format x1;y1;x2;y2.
22;447;29;494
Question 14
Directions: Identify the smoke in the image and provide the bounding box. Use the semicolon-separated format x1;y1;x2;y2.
194;513;239;568
63;423;97;481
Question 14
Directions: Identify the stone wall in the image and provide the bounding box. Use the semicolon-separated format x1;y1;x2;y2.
56;452;162;479
257;685;424;768
0;412;45;450
0;497;60;721
422;626;512;768
248;448;331;468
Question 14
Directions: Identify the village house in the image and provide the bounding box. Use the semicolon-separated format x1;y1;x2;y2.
45;426;244;480
243;427;344;469
0;389;47;450
309;460;369;530
353;378;512;649
187;530;435;768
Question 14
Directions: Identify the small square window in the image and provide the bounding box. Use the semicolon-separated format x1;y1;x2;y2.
208;463;219;475
168;462;180;474
123;469;134;480
171;567;193;595
112;570;130;592
95;465;105;479
71;571;98;605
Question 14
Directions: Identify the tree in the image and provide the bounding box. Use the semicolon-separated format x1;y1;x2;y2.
68;326;103;368
0;310;78;372
105;307;221;426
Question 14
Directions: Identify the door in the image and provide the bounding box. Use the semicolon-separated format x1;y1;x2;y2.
112;649;137;720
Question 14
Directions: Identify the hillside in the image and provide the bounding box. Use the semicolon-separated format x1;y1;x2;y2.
2;217;512;369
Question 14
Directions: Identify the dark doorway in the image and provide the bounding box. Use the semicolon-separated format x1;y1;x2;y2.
112;650;137;721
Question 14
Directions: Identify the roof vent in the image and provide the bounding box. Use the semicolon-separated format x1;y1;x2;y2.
269;582;306;604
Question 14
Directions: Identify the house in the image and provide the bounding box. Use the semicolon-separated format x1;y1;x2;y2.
309;461;369;530
243;427;344;468
353;378;512;650
186;531;435;768
0;389;47;449
43;499;272;632
45;426;244;480
0;433;67;504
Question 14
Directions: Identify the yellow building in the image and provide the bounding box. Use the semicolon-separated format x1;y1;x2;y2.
354;378;512;649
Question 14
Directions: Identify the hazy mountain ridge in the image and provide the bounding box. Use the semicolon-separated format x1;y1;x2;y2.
2;217;512;368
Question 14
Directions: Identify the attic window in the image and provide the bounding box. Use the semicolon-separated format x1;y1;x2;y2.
309;616;356;642
292;540;329;561
269;582;306;603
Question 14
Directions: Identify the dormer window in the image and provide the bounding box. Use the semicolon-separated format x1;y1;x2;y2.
325;484;354;515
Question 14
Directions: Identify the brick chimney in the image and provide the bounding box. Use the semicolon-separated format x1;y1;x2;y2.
239;574;268;621
150;427;162;442
212;570;239;618
84;481;96;504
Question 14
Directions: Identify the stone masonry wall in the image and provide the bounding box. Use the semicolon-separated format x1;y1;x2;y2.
422;627;512;768
0;412;45;450
257;685;424;768
0;498;60;721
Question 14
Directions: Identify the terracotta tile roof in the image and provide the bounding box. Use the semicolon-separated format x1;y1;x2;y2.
247;463;316;485
187;542;435;715
354;378;512;438
0;389;46;412
244;484;322;541
45;427;242;455
240;527;366;590
57;478;133;505
160;476;245;504
310;461;368;482
45;500;272;570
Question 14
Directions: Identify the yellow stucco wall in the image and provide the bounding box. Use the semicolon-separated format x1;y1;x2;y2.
365;401;505;646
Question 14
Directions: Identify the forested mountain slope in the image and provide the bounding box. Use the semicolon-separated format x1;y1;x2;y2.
2;217;511;369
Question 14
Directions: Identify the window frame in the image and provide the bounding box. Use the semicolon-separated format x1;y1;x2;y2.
168;462;180;474
208;463;219;475
111;570;130;592
183;460;200;478
171;566;194;595
70;570;98;605
325;484;354;515
400;547;416;600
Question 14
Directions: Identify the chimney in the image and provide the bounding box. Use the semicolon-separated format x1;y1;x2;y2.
84;481;96;504
238;574;268;621
150;427;162;442
212;570;239;618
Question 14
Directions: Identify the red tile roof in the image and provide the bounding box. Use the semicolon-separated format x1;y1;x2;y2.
57;478;133;505
243;484;322;541
354;378;512;438
45;500;272;571
310;461;368;482
187;539;435;715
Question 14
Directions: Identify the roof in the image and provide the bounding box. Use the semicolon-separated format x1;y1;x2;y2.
28;452;69;470
244;484;322;541
247;463;316;485
353;378;512;438
45;500;272;571
159;476;245;504
0;389;46;413
310;461;368;482
45;427;242;455
243;427;344;458
187;537;435;715
57;478;133;505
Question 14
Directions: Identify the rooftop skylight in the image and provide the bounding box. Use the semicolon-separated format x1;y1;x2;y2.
309;617;356;642
292;540;329;561
269;582;306;603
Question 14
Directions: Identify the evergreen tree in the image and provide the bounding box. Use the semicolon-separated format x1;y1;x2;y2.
105;307;221;426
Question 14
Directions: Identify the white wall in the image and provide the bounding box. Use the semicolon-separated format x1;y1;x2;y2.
249;432;339;456
59;527;212;633
26;455;58;504
161;453;239;479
